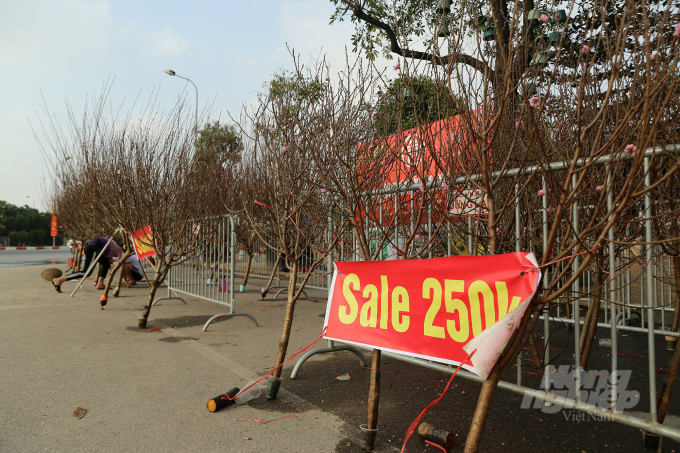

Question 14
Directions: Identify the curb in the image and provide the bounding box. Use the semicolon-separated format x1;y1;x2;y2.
0;247;63;251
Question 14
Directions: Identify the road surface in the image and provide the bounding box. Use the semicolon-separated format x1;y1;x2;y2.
0;248;72;267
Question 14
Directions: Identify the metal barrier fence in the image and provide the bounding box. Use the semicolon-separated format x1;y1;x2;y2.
233;232;330;297
292;144;680;442
152;215;258;331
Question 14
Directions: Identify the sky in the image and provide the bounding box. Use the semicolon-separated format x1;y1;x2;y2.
0;0;401;211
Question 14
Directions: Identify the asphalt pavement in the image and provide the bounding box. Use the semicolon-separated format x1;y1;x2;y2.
1;262;680;452
0;248;72;267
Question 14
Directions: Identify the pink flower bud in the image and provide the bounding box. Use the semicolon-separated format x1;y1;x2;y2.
624;144;638;154
537;189;546;196
540;14;549;23
581;45;590;53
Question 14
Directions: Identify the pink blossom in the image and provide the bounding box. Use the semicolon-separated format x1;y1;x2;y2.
581;45;590;53
282;146;289;151
76;182;81;185
117;170;121;174
675;23;680;37
529;97;540;108
557;121;564;126
495;228;501;234
595;185;604;191
624;144;638;154
415;234;421;240
419;183;424;191
537;189;546;196
515;120;524;128
320;188;326;193
650;52;658;61
441;182;447;189
540;14;549;23
104;177;107;180
393;62;400;71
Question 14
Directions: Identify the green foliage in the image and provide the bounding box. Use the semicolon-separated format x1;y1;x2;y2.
374;75;461;134
330;0;443;60
195;121;242;164
255;71;328;143
330;0;676;76
265;72;325;105
0;201;53;246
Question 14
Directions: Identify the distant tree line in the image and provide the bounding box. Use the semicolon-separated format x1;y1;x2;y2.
0;201;58;246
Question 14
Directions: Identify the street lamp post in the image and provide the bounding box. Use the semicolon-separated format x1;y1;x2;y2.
26;196;35;209
164;69;198;141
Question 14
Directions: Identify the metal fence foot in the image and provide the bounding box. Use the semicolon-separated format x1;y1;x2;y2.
273;287;308;300
202;312;259;332
290;345;366;379
152;296;187;306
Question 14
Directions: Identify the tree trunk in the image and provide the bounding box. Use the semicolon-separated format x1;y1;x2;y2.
365;349;381;450
273;260;298;379
464;365;502;453
528;332;544;381
103;250;133;297
261;253;282;298
242;250;254;286
141;266;168;319
580;256;603;369
672;255;680;332
579;295;595;352
657;255;680;424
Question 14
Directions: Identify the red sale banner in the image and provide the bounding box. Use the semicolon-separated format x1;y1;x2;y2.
323;253;541;378
129;225;157;259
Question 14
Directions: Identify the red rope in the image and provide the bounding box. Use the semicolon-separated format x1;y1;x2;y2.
253;200;272;209
220;327;328;402
233;414;298;424
527;244;602;272
399;350;476;453
425;440;447;452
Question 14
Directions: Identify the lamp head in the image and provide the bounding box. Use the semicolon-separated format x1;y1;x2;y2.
164;69;176;76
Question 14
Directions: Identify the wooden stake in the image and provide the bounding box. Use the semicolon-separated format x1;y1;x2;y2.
365;349;381;450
